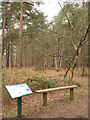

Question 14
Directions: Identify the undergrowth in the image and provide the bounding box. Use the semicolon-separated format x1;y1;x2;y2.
27;76;56;90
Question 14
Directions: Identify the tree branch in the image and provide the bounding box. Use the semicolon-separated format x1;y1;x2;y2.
80;24;90;43
71;42;77;50
58;1;74;29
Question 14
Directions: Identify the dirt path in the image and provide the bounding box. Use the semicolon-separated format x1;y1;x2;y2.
30;98;88;118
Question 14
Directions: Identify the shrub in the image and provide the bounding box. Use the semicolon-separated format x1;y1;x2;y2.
74;82;82;87
33;67;45;71
58;74;63;77
27;77;56;90
43;79;56;89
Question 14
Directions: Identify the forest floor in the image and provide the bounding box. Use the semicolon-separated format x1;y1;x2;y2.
2;67;88;118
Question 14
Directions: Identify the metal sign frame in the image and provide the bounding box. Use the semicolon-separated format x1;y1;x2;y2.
5;82;33;99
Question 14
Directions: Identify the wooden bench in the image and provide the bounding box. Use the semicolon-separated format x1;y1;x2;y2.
35;85;78;106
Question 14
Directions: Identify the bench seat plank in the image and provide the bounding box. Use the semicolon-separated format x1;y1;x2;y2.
35;85;78;93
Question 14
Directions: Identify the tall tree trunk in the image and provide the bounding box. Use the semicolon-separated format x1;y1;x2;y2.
81;49;86;76
41;56;44;67
6;44;10;68
52;56;55;67
10;39;13;69
18;0;23;68
59;56;62;68
29;47;31;67
57;37;64;68
44;56;47;68
15;47;17;67
59;36;64;68
24;47;27;68
83;0;85;7
81;3;86;76
64;25;90;80
32;57;34;66
59;47;63;68
57;38;60;68
82;60;85;76
55;57;59;71
2;1;8;66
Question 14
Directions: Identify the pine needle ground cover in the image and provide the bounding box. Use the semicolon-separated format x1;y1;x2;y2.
2;67;88;118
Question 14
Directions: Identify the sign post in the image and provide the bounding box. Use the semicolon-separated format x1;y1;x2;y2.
17;97;22;119
5;83;33;119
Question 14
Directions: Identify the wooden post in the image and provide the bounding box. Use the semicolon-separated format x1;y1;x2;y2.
43;92;47;106
70;88;74;100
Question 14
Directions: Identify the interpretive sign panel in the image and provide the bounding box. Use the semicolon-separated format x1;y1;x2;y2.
5;83;33;99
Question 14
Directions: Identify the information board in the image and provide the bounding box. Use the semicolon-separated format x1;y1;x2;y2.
5;83;33;99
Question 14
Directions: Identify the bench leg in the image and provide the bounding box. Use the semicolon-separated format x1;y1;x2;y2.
43;92;47;106
70;88;74;100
